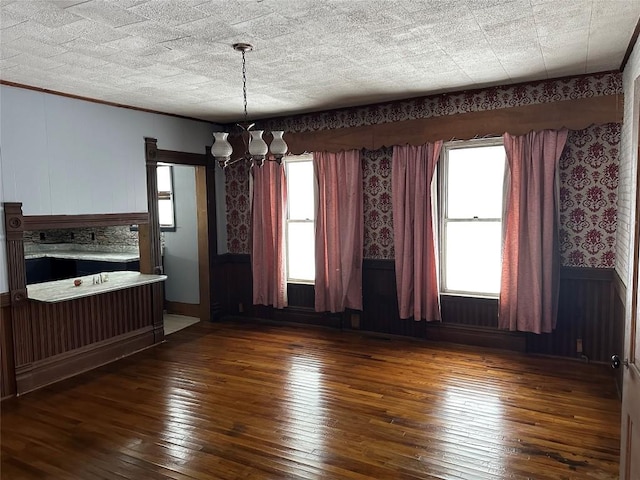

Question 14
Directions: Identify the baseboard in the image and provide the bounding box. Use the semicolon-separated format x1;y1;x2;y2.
15;326;155;396
165;301;201;319
427;322;527;352
273;307;343;329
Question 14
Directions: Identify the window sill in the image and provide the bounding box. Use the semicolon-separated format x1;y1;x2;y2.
440;292;498;301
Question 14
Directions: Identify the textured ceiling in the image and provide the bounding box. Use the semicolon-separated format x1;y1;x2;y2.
1;0;639;123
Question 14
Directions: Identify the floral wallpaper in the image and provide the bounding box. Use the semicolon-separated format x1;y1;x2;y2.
559;124;620;268
363;148;394;259
226;73;622;267
260;72;621;133
225;161;251;254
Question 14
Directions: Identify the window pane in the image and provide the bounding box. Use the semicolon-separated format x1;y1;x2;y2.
157;165;172;192
287;222;315;282
287;161;315;220
447;146;505;219
445;221;501;294
158;199;174;227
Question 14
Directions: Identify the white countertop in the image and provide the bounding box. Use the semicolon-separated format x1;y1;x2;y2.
25;251;139;262
27;271;167;303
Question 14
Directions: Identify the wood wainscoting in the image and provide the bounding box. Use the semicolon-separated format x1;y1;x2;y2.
3;202;165;397
15;284;159;395
213;255;621;363
613;270;627;396
526;267;620;363
1;292;16;399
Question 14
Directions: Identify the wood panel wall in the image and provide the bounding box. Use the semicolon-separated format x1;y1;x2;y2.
15;285;157;395
613;271;627;395
1;293;16;399
526;268;617;362
212;254;621;363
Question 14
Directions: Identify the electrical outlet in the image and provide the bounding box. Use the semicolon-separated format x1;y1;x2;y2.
576;338;583;354
238;302;244;313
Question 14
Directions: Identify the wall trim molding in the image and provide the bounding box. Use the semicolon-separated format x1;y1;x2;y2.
14;326;155;396
621;18;640;72
157;149;210;166
213;253;251;264
23;212;148;230
363;258;394;271
426;321;527;352
165;301;201;319
560;266;615;281
0;80;213;125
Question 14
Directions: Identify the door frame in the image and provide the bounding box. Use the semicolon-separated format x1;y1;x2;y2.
619;76;640;480
142;138;217;322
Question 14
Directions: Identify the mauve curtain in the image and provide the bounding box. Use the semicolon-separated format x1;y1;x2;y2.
251;161;287;309
500;129;568;333
314;150;363;313
392;142;443;321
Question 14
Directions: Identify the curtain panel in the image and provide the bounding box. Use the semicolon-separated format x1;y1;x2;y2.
314;150;364;313
391;142;443;321
499;129;568;333
251;161;288;309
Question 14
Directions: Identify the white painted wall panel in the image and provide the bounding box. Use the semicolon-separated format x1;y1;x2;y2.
618;40;640;287
0;84;220;293
1;88;51;215
0;85;214;216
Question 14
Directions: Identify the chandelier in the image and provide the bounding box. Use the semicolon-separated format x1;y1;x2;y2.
211;43;288;169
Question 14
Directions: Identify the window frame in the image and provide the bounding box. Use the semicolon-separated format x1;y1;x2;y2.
133;164;176;232
284;153;316;285
156;163;176;232
438;137;505;298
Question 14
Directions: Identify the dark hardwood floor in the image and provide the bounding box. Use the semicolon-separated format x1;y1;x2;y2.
1;319;620;479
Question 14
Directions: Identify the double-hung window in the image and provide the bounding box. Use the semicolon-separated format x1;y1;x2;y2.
157;164;176;230
284;154;315;283
440;139;505;297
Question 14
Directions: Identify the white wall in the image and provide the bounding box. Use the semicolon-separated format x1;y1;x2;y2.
0;84;222;294
163;165;199;305
617;40;640;287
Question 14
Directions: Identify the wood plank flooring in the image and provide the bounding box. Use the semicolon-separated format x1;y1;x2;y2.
1;320;621;479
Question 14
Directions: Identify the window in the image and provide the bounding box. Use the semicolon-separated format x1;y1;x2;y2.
285;154;315;283
440;139;505;297
157;164;175;230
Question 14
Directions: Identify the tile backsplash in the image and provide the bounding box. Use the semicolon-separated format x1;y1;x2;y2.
24;226;139;250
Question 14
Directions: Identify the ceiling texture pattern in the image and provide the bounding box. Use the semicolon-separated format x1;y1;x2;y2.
1;0;639;123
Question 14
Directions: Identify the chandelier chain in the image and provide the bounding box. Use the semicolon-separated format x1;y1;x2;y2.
241;49;248;124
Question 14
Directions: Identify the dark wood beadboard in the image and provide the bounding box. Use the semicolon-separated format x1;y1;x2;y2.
27;286;153;362
0;320;620;479
11;284;158;395
0;301;16;399
213;256;620;362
